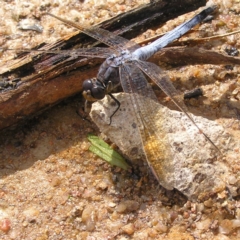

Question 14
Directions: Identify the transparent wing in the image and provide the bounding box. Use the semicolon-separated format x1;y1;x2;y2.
2;47;115;59
61;47;115;58
119;62;175;189
0;47;115;75
135;60;220;153
47;13;140;52
136;60;187;111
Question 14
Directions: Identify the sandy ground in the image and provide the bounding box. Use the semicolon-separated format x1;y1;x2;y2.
0;0;240;239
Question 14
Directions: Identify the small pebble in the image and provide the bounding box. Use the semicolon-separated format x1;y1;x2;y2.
116;203;127;213
122;223;135;235
169;211;178;222
0;218;11;232
108;202;116;208
184;201;191;209
116;200;139;213
22;221;28;227
195;218;211;231
154;221;168;233
228;176;237;185
81;205;95;223
183;211;190;219
219;219;234;235
97;181;108;190
70;206;83;218
147;228;158;238
196;203;205;213
82;205;96;232
204;198;214;208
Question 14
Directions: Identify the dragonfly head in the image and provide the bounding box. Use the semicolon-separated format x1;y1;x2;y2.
82;78;106;101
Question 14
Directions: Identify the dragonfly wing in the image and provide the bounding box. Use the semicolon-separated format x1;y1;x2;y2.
10;47;116;59
48;47;115;58
135;60;187;112
47;13;140;52
119;62;175;189
73;47;115;58
136;60;221;153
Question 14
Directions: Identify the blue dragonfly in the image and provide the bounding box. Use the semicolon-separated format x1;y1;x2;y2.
47;5;220;188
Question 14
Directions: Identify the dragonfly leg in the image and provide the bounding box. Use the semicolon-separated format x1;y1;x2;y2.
76;106;92;123
108;93;121;125
84;100;92;113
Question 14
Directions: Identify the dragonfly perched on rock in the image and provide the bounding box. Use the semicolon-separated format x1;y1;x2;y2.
46;5;222;189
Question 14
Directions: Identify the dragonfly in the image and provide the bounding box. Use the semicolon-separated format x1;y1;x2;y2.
45;5;221;188
43;5;220;188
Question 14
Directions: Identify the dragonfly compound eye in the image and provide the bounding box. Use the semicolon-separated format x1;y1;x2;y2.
91;86;105;99
83;79;93;91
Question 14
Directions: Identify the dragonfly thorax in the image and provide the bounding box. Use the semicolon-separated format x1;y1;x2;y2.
114;50;133;65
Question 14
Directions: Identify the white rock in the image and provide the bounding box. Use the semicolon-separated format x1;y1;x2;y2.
90;93;240;200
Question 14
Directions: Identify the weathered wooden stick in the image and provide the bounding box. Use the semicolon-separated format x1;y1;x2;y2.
152;46;240;66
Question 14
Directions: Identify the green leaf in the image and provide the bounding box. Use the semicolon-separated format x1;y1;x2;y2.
87;133;130;170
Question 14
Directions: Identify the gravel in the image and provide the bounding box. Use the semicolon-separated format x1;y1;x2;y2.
0;0;240;239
